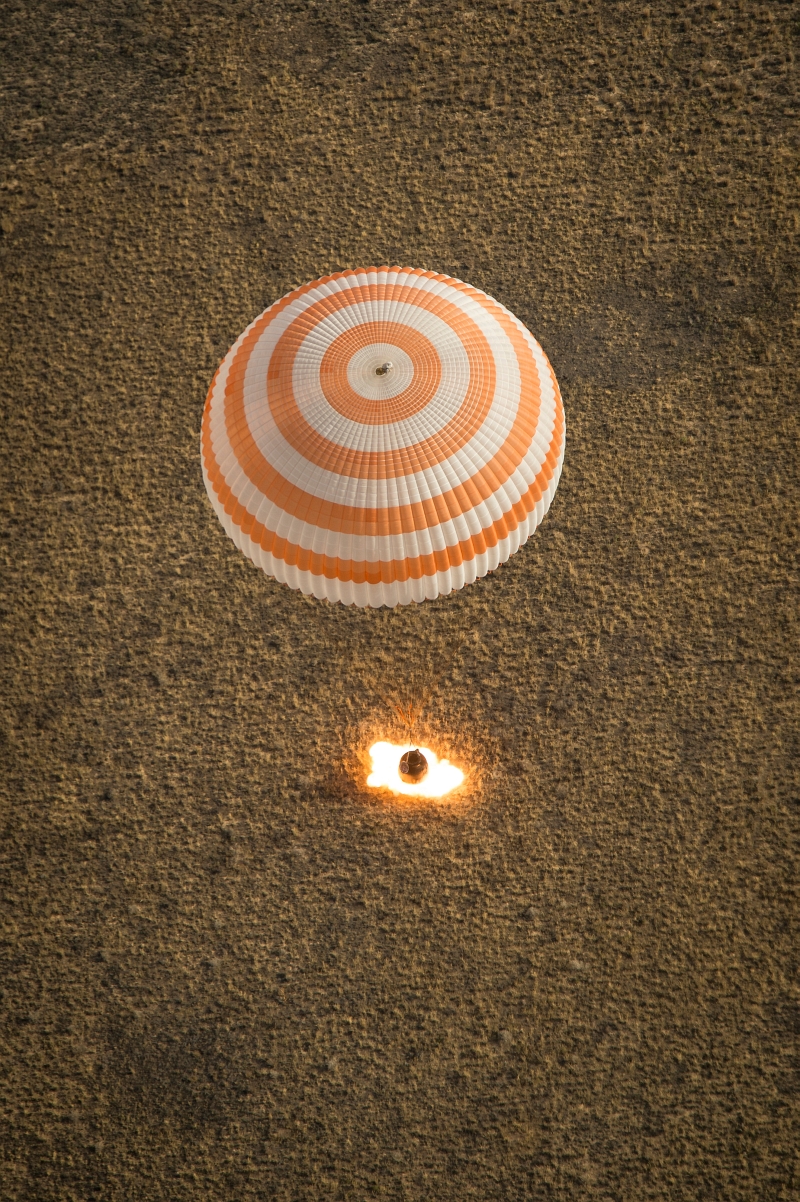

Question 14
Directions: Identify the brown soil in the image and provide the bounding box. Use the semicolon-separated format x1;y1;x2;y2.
1;2;797;1199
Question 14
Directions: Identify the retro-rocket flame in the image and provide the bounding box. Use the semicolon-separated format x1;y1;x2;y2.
367;742;465;800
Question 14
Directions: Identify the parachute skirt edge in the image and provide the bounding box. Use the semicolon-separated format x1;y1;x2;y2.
201;434;564;607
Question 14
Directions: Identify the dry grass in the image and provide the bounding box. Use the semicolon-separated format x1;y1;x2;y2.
1;1;798;1199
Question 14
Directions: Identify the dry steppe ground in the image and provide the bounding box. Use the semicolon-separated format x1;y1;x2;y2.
1;1;798;1199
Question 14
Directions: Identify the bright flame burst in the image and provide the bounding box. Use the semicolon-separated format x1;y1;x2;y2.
367;741;465;800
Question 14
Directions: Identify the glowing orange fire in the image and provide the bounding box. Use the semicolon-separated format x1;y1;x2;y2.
367;741;465;800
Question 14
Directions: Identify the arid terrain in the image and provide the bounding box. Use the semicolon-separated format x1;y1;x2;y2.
1;2;797;1199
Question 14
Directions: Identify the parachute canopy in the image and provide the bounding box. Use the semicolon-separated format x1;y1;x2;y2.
201;267;564;607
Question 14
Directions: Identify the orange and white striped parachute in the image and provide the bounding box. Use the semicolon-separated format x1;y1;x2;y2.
202;267;564;607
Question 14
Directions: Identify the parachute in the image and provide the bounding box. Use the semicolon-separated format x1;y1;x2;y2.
202;267;564;606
